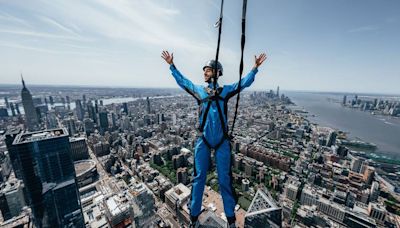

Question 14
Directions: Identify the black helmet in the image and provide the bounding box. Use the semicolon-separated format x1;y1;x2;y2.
203;60;223;76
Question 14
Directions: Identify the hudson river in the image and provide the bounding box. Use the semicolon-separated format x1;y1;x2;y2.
287;92;400;160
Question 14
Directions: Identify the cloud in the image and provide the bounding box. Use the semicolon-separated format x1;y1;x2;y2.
0;11;32;28
0;41;109;57
0;29;89;41
38;15;79;36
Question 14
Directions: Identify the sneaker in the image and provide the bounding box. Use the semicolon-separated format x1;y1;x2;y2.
189;220;200;228
226;216;236;228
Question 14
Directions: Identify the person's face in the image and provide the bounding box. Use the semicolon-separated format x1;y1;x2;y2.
203;67;216;83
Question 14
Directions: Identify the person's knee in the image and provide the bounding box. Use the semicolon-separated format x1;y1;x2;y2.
193;168;207;183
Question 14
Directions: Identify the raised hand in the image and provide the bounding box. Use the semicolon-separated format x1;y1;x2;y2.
161;50;174;65
254;53;267;68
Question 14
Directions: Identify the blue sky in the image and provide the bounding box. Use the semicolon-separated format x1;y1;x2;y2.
0;0;399;94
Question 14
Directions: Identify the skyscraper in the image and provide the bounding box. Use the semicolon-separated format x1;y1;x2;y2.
94;99;99;113
15;103;21;115
276;86;280;98
4;97;9;108
326;131;337;147
245;188;282;228
9;128;84;227
75;99;84;121
99;111;109;134
146;97;151;114
49;96;54;105
64;117;77;136
122;102;128;115
87;102;97;124
9;103;16;116
21;76;39;131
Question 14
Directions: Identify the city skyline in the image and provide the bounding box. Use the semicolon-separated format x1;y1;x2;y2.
1;70;399;227
0;0;399;94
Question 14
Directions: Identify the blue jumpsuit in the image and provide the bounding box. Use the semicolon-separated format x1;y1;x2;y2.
169;64;258;219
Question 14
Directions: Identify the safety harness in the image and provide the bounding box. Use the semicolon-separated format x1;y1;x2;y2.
194;0;248;151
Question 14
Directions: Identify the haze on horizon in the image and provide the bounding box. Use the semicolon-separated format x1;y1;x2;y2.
0;0;399;94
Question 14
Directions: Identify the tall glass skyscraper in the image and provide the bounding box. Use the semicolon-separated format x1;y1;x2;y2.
9;128;84;227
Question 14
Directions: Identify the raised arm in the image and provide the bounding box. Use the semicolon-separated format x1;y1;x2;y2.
161;50;199;97
225;53;267;97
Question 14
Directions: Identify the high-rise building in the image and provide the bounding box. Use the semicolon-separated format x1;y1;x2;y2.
45;110;58;129
4;97;9;108
370;181;380;202
165;183;190;215
83;118;95;136
87;102;97;124
69;137;89;161
130;183;155;227
276;86;280;98
21;76;39;131
285;183;299;202
9;103;16;116
351;157;365;173
9;128;84;227
104;194;135;227
49;96;54;105
146;97;151;114
245;188;282;228
177;167;188;185
0;152;12;182
242;179;250;192
111;112;117;129
0;178;26;221
122;102;128;115
5;128;22;179
326;131;337;147
99;111;109;134
0;107;8;117
363;166;375;185
94;100;99;113
64;117;77;136
15;103;21;115
75;99;84;121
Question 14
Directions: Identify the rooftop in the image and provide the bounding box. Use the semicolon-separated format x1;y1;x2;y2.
74;160;96;176
13;128;68;144
165;183;190;203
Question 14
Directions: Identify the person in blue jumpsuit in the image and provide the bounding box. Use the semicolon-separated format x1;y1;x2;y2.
162;51;267;227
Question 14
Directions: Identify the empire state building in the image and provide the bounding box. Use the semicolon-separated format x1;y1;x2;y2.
21;76;39;131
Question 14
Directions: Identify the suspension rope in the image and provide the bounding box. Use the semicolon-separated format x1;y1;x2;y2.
213;0;224;90
230;0;248;138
